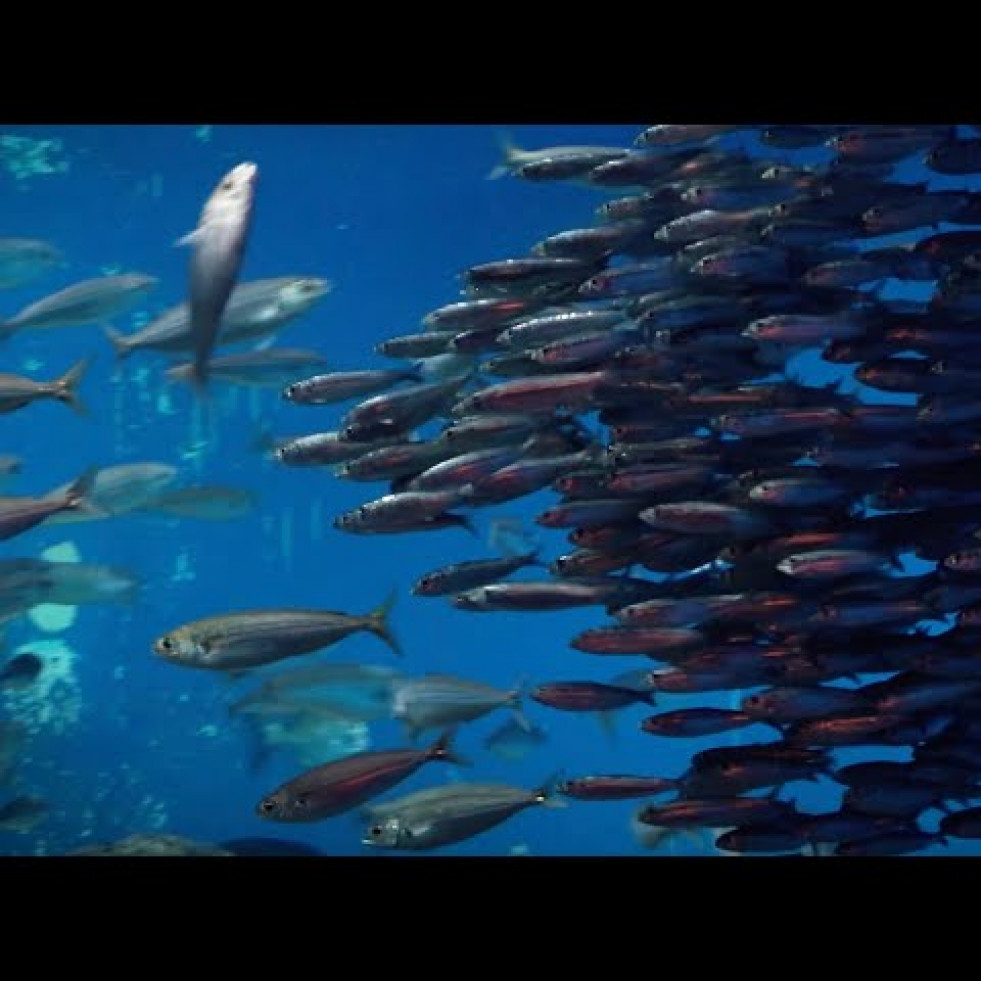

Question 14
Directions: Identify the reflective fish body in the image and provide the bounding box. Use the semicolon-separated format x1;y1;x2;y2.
44;462;177;523
1;272;157;336
361;779;564;850
166;349;328;389
284;367;422;406
256;730;462;821
180;162;258;388
154;594;400;670
105;277;330;359
390;674;523;738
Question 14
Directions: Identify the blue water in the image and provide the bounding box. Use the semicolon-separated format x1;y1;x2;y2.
0;124;973;857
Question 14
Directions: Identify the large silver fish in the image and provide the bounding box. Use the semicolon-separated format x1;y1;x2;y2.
104;277;331;360
0;273;157;337
179;162;258;389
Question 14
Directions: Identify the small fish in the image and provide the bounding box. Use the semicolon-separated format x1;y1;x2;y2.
154;593;400;670
361;777;565;850
179;162;258;389
165;349;328;389
391;673;525;740
557;774;677;801
256;730;464;821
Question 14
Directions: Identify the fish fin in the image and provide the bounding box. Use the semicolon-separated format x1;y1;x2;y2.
610;668;657;699
401;720;422;743
61;466;100;510
188;358;212;397
489;517;542;559
488;130;521;179
175;228;204;248
428;728;470;767
55;358;89;416
367;589;402;658
597;711;618;743
102;324;132;361
456;514;480;538
534;770;568;808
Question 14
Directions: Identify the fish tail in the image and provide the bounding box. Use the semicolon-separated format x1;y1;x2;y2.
367;589;402;657
61;465;100;510
488;130;522;179
533;770;568;809
102;324;132;361
55;358;90;416
428;728;470;767
188;356;211;397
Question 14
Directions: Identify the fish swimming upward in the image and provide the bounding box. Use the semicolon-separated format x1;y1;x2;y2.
178;161;258;391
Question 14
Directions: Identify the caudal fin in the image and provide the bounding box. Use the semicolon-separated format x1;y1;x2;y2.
61;466;100;510
488;130;523;179
533;770;568;809
102;325;133;361
367;589;402;657
54;358;89;416
427;728;470;766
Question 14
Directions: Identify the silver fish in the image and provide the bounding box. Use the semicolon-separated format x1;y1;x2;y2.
1;273;157;336
165;348;328;389
390;673;525;739
104;277;331;360
361;778;565;850
0;238;63;289
179;162;258;389
44;462;177;523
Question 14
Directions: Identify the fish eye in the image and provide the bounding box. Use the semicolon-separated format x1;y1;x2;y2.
403;828;413;839
158;636;174;651
369;825;383;837
295;795;309;808
259;799;276;814
284;385;297;399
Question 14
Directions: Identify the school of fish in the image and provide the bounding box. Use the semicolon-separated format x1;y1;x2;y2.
14;125;981;855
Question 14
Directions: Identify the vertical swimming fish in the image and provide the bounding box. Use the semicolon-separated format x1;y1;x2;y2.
179;162;258;390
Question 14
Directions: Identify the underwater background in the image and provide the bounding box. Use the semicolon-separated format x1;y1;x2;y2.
1;123;978;856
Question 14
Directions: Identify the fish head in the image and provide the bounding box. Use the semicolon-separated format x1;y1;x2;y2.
221;162;259;200
740;692;772;716
361;815;406;848
411;571;446;596
153;627;210;665
277;277;333;315
121;272;160;294
256;789;312;822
